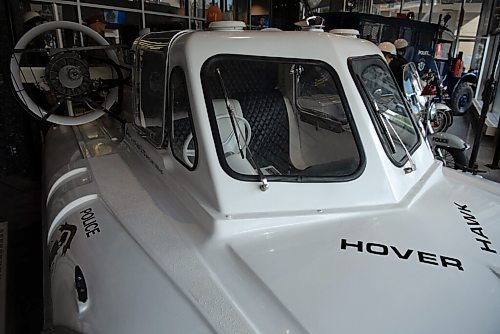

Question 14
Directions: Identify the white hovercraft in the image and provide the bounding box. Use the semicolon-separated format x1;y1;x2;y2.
10;17;500;334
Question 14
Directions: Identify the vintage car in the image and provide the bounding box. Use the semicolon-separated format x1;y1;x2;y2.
10;20;500;333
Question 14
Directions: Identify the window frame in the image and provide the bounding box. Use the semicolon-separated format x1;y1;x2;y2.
200;54;366;183
168;66;198;170
348;55;421;168
133;47;168;148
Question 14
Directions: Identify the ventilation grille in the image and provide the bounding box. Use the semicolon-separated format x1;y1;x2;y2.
0;221;7;334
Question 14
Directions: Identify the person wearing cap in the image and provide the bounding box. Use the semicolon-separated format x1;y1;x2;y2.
85;14;107;36
378;41;396;64
22;11;49;65
391;38;409;90
23;11;48;31
394;38;409;60
83;14;113;62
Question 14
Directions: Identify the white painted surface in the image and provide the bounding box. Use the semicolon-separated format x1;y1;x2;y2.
43;27;500;334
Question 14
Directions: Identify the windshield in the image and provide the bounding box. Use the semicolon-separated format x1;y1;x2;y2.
201;56;363;182
350;56;420;165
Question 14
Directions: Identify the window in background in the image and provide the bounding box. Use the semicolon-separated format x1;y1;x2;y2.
171;67;198;170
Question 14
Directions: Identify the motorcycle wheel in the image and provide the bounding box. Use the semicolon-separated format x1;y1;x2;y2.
431;109;450;132
451;82;474;116
445;109;453;129
435;147;467;169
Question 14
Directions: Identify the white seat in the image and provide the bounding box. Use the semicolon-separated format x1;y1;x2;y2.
212;99;251;156
212;99;255;174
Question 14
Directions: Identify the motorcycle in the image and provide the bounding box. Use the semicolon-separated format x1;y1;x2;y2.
419;71;454;132
403;62;469;169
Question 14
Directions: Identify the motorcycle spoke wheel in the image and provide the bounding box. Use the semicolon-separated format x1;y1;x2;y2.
431;110;449;132
435;147;467;169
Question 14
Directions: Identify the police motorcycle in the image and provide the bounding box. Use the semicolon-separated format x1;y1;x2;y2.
403;62;468;169
9;17;500;334
418;70;454;133
414;43;476;116
408;50;454;133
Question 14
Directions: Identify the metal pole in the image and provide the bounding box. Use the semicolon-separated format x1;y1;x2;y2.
249;0;252;28
141;0;146;29
399;0;403;14
76;0;84;46
76;0;82;24
428;0;433;23
417;0;423;21
187;0;191;28
452;0;465;57
52;3;64;46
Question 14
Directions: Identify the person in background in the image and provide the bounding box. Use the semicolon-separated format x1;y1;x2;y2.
391;38;409;90
21;11;50;95
451;51;464;78
23;11;50;60
23;11;48;33
257;17;267;29
85;14;107;36
394;38;409;61
378;41;396;64
83;14;112;61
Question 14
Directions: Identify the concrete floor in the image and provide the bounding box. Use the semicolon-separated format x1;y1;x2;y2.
448;112;500;183
0;110;499;333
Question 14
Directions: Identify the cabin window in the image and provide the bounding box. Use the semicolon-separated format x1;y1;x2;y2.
295;64;350;134
134;48;166;147
201;55;364;182
349;56;420;166
170;67;198;170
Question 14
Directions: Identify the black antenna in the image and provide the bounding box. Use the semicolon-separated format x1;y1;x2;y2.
215;68;245;159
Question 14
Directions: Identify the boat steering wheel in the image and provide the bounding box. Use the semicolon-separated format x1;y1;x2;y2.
10;21;120;125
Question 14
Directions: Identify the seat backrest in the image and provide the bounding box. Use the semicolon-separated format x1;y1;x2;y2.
212;99;256;174
212;99;244;117
212;99;250;156
236;90;293;173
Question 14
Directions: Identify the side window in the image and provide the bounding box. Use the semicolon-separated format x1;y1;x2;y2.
350;56;420;165
296;64;350;133
201;56;363;181
134;48;166;147
170;67;198;169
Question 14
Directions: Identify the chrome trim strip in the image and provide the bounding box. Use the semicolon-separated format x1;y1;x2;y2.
46;167;88;206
